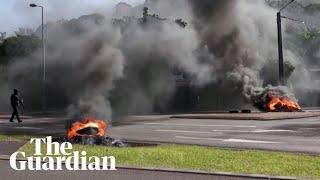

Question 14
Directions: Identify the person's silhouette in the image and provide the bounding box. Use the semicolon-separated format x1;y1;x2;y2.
10;89;23;123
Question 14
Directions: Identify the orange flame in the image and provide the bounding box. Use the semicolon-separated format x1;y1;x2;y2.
267;95;301;112
67;118;107;140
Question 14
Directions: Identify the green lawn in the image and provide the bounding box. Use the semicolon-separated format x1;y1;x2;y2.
19;142;320;179
0;134;33;141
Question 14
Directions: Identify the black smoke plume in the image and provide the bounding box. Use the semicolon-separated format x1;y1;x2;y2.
3;0;314;117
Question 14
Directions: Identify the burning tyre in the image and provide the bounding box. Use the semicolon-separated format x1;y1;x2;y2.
249;86;302;112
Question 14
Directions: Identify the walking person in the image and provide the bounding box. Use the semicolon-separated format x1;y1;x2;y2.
10;89;24;123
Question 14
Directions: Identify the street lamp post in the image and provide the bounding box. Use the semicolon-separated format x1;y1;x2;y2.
277;0;295;85
30;3;46;112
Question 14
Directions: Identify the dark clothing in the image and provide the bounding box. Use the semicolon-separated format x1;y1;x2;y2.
10;94;22;122
11;94;20;107
10;105;21;122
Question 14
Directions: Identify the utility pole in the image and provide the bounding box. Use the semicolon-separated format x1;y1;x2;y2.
277;0;295;85
277;12;284;85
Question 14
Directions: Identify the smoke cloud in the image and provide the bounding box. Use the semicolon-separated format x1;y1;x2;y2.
3;0;317;118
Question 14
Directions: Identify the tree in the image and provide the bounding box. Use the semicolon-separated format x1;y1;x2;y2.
0;32;6;42
14;28;34;36
0;35;40;65
261;59;296;86
142;7;149;23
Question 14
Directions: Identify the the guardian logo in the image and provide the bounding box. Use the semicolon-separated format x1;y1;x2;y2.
10;136;116;171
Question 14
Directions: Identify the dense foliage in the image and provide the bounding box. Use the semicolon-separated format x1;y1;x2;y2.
0;35;40;65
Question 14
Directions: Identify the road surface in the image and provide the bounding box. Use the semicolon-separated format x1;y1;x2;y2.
0;114;320;154
111;115;320;154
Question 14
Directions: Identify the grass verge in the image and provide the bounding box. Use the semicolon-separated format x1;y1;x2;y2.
19;142;320;179
0;134;33;141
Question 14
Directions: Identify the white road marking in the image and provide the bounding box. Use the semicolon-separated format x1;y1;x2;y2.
253;129;295;133
212;129;295;133
175;136;223;141
212;130;252;133
13;127;43;130
175;136;281;144
144;123;256;128
300;128;318;130
155;130;222;134
224;139;281;144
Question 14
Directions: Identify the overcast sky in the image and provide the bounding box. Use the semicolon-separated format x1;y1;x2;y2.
0;0;144;35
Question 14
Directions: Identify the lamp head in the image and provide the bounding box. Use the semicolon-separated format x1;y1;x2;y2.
29;4;37;7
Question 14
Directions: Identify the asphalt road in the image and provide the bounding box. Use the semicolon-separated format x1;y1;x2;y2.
0;160;267;180
0;141;25;156
0;114;320;154
110;116;320;154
